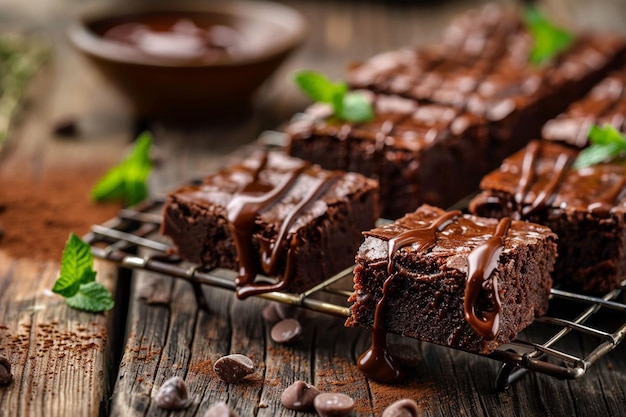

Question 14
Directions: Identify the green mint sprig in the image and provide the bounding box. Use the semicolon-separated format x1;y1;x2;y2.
523;6;574;66
91;131;153;207
294;71;373;123
52;233;114;313
573;125;626;169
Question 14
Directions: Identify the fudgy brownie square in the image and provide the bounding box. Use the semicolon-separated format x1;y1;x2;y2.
542;70;626;148
287;95;487;219
161;151;379;298
346;205;557;354
289;5;624;219
470;140;626;294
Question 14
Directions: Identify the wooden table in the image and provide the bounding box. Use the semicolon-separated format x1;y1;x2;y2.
1;0;626;416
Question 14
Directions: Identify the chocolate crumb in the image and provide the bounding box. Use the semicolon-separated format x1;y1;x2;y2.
0;356;13;386
213;354;254;383
154;376;192;410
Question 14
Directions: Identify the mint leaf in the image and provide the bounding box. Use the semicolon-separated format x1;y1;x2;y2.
52;233;114;313
65;281;115;313
573;125;626;169
523;6;574;66
339;92;374;122
294;70;373;123
294;70;341;103
52;233;96;297
91;131;152;206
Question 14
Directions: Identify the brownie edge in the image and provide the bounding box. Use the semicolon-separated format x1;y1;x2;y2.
161;151;379;297
346;205;557;354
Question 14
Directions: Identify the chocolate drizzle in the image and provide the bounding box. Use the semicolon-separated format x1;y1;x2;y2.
226;153;339;299
587;175;626;217
515;141;574;217
357;210;461;383
463;217;511;340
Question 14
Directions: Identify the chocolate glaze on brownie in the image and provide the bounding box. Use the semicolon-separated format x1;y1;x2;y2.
288;94;488;219
347;205;556;355
543;71;626;147
161;151;379;298
470;140;626;294
290;5;625;219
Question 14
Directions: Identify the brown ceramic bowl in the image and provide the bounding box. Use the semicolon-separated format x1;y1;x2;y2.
68;0;307;121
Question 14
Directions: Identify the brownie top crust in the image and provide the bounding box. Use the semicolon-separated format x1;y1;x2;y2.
167;151;379;297
171;151;376;229
476;140;626;217
542;71;626;147
287;94;479;152
347;4;624;120
359;205;554;263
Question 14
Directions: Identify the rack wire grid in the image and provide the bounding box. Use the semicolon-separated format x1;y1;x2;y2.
84;196;626;392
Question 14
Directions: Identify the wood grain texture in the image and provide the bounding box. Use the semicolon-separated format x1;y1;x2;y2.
0;254;117;417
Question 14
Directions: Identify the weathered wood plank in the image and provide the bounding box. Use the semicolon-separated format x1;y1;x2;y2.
0;254;118;417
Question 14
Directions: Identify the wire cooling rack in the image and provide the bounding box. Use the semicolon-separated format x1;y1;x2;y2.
84;197;626;392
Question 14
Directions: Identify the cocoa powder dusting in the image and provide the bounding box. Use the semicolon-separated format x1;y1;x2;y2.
0;171;120;260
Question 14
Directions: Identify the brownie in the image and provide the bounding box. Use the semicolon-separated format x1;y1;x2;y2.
542;70;626;147
346;205;557;355
469;140;626;294
287;95;488;219
161;151;379;298
289;5;625;219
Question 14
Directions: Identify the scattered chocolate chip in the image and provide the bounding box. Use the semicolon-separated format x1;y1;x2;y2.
154;376;192;410
313;392;354;417
52;116;79;137
281;380;320;411
203;401;238;417
262;302;303;323
388;343;420;368
262;303;281;322
213;354;254;383
382;399;420;417
271;318;303;344
0;356;13;386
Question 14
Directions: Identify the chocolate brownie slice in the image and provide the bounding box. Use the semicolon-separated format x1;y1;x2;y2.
543;71;626;148
289;5;624;219
470;140;626;294
161;151;379;298
287;95;487;219
346;205;557;354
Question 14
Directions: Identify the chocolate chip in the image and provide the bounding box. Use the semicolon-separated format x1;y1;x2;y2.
270;318;303;344
213;354;254;383
262;302;303;323
154;376;192;410
388;343;420;368
313;392;354;417
262;303;281;322
203;401;238;417
281;380;320;411
52;117;79;137
382;399;420;417
0;356;13;386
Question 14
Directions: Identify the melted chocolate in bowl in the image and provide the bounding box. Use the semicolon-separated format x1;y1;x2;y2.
101;14;244;62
